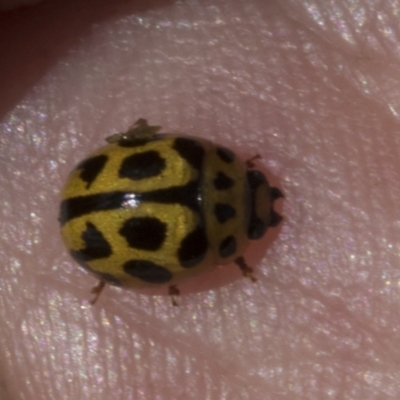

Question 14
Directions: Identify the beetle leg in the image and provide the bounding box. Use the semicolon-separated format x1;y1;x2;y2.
168;284;180;306
235;256;257;282
89;279;106;305
245;154;262;169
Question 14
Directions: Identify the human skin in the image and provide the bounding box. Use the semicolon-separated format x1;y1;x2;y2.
1;0;400;399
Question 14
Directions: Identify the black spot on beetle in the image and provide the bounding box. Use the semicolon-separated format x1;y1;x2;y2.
140;180;201;212
76;154;108;189
213;171;234;190
247;217;266;240
119;150;165;180
178;226;208;268
270;187;284;201
219;235;237;258
119;217;167;251
214;203;236;223
59;192;128;225
247;169;266;188
216;146;235;163
173;138;205;171
246;169;269;240
70;222;112;263
59;181;202;225
123;260;173;283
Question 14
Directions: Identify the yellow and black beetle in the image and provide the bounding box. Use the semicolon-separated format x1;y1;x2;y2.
59;119;283;304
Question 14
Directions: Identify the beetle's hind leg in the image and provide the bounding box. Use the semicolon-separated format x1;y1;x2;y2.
235;256;257;282
168;284;180;306
89;279;107;305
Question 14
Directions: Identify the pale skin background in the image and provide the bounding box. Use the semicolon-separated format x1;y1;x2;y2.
1;0;400;399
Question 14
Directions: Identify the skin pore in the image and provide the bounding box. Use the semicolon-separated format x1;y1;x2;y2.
1;0;400;399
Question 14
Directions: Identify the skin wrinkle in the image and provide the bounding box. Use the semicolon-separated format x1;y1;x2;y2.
1;0;400;399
